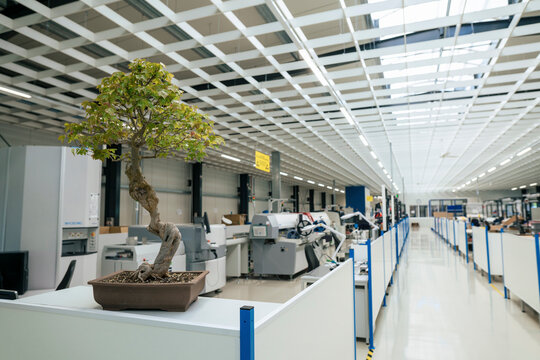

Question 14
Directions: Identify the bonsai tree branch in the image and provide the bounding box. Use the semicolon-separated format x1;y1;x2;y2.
60;59;223;282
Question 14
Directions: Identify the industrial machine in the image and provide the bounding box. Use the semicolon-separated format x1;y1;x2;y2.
249;213;313;277
101;243;186;276
128;221;226;294
0;146;101;290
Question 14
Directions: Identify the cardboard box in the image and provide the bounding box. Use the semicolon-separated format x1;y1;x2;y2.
433;212;453;219
101;226;129;233
490;225;503;232
502;215;523;226
222;214;246;225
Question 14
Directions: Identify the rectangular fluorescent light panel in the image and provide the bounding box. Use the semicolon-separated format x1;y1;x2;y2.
299;49;329;87
520;185;526;189
0;86;31;99
293;176;303;181
488;167;496;173
531;183;538;186
318;183;325;187
307;180;315;184
221;154;240;162
280;172;288;176
327;186;333;189
511;187;517;190
478;173;486;178
517;147;531;156
500;159;511;166
340;107;354;125
370;151;377;159
377;161;383;168
359;135;368;146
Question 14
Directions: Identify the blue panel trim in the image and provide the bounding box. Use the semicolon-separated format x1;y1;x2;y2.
395;224;399;265
349;248;357;359
453;221;456;251
366;238;374;349
535;234;540;304
465;222;469;264
485;226;492;284
240;306;255;360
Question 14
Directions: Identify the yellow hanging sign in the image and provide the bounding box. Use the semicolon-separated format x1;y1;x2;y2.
255;151;270;172
367;196;374;202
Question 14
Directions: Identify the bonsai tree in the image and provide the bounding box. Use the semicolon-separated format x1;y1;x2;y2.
60;59;223;281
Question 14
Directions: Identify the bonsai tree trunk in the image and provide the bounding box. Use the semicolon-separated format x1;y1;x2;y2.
125;146;182;281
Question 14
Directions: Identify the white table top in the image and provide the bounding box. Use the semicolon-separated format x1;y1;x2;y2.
5;286;280;334
301;264;368;285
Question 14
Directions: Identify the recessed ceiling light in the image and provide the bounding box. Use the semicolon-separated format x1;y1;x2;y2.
359;135;368;146
519;185;526;189
500;158;511;166
307;180;315;184
294;176;303;181
280;172;288;176
466;181;471;185
511;187;517;190
0;86;31;99
221;154;240;162
531;183;537;186
478;173;486;178
370;151;377;159
327;186;333;189
318;183;324;187
488;167;496;173
517;147;531;156
377;161;383;168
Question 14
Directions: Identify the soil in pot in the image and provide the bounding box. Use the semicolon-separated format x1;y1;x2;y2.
100;271;201;284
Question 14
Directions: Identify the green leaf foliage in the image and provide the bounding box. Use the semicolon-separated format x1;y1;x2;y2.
60;59;223;162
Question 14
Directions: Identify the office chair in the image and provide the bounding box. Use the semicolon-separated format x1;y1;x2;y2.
304;244;319;272
56;260;76;291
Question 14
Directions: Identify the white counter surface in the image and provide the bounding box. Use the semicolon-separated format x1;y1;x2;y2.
5;286;280;334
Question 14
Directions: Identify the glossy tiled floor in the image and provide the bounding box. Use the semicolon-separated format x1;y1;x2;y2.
212;228;540;359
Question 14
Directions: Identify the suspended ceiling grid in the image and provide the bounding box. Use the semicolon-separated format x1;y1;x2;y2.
0;0;538;196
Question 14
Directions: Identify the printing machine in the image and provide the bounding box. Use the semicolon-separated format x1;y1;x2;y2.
127;223;226;294
249;213;312;277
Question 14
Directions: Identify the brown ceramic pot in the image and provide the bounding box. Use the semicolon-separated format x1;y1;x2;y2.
88;270;208;311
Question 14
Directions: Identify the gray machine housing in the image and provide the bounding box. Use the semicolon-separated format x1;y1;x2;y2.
249;214;308;276
128;224;226;270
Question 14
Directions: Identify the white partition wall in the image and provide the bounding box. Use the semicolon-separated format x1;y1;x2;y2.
255;260;355;359
384;231;393;287
472;227;503;277
457;221;468;256
370;237;386;321
502;233;540;313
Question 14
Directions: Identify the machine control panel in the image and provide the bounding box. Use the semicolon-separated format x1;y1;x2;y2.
252;226;267;237
61;227;98;254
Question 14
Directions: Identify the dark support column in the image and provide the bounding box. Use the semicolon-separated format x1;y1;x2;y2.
330;193;335;207
271;151;281;213
293;185;299;213
192;162;203;221
104;144;122;226
239;174;250;215
321;192;326;209
308;189;315;212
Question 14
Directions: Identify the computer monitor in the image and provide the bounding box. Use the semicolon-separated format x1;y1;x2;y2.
0;251;29;295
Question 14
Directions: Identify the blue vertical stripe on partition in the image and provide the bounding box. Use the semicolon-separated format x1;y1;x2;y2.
535;234;540;303
240;306;255;360
366;239;375;349
485;226;492;284
349;248;357;359
395;224;399;265
453;221;456;251
446;218;449;244
500;228;508;299
465;222;469;263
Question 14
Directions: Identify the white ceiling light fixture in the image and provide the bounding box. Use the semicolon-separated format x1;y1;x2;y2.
340;107;355;125
318;183;325;187
472;177;477;182
466;181;471;185
517;147;532;156
280;172;288;176
298;49;329;87
511;187;517;190
488;167;496;173
0;85;31;99
340;190;345;193
293;176;303;181
334;188;339;191
327;186;333;190
452;189;456;192
307;180;315;184
370;151;377;159
359;135;368;146
377;161;383;168
531;183;538;186
221;154;240;162
520;185;526;189
478;173;486;178
500;158;511;166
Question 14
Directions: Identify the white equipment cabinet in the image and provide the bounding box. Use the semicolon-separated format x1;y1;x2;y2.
0;146;101;290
